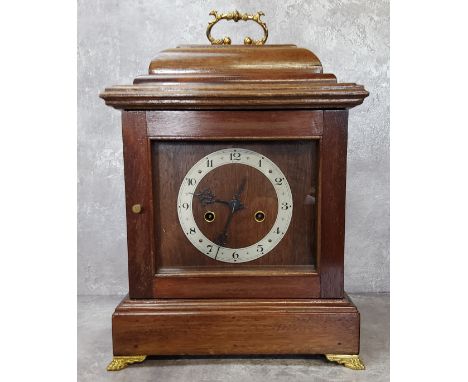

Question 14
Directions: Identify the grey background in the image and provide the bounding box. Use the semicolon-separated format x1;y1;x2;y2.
78;0;389;295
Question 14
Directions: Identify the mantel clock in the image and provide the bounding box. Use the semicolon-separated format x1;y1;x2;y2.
100;11;369;372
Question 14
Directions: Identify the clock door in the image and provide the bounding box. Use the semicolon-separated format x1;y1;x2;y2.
121;109;347;299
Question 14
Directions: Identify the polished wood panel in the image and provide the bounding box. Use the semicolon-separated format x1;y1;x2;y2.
146;45;324;80
153;273;320;299
100;45;368;110
319;110;348;298
146;110;323;139
135;73;338;84
101;82;368;110
122;111;155;298
112;294;360;356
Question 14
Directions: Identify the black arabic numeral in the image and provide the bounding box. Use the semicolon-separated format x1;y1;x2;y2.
206;159;213;168
257;244;264;253
281;202;290;210
232;252;239;260
189;227;196;235
275;177;284;185
230;152;241;161
206;244;213;254
186;178;196;186
182;202;189;210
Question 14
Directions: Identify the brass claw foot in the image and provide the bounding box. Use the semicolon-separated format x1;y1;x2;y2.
107;355;147;371
325;354;365;370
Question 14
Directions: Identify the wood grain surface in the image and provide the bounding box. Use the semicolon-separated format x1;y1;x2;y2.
146;45;324;80
319;110;348;298
121;111;154;298
146;110;323;139
100;82;368;110
153;273;320;299
100;45;368;110
112;294;360;356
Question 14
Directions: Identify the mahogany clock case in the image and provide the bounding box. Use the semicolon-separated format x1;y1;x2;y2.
121;109;348;300
111;108;361;357
100;44;368;360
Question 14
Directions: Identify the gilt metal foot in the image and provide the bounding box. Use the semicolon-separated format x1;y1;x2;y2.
325;354;365;370
107;355;147;371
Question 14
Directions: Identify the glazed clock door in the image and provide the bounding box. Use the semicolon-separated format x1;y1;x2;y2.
122;110;348;299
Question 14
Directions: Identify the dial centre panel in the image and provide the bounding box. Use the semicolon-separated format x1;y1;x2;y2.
193;164;277;248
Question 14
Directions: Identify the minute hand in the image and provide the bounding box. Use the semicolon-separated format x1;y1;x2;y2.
215;178;247;246
233;177;247;201
215;205;236;246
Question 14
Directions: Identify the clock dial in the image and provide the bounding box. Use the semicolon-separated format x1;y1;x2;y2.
177;148;293;263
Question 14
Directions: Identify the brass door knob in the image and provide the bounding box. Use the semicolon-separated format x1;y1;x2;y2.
131;204;142;214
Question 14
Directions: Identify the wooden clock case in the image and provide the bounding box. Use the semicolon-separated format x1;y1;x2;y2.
100;44;368;370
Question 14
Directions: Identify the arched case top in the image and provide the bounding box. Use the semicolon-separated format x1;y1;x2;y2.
100;44;368;110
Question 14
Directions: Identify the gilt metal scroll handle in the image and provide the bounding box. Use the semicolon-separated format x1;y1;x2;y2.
206;10;268;45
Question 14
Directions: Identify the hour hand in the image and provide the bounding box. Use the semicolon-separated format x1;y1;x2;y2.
193;188;216;205
215;199;231;207
193;188;230;207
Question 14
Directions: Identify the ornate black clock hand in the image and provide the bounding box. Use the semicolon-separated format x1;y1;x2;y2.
233;177;246;202
215;178;247;246
228;177;247;212
215;204;236;246
193;188;230;207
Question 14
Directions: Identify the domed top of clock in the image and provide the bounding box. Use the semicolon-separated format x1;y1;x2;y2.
100;10;368;110
143;45;324;82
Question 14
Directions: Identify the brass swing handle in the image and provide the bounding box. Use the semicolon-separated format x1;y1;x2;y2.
206;10;268;45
